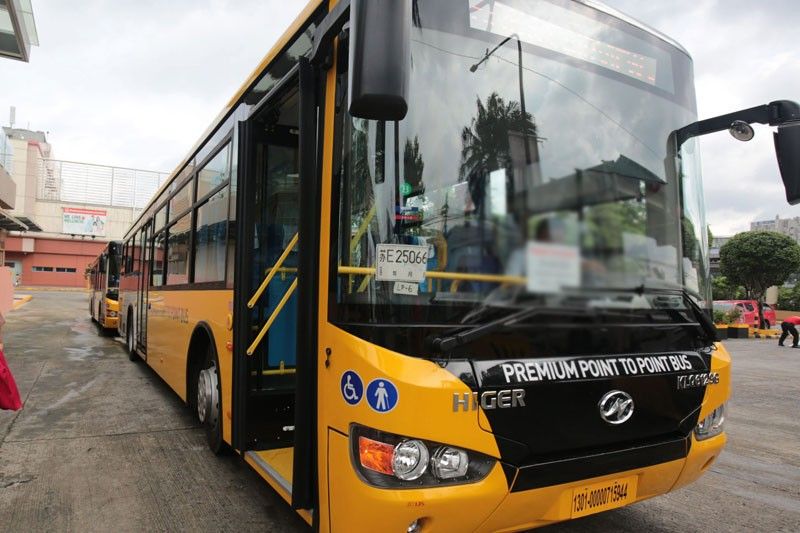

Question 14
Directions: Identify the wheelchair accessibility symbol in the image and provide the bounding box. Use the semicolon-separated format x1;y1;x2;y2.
341;370;363;406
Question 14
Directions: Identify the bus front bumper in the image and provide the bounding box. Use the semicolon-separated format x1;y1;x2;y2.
102;315;119;329
327;430;725;532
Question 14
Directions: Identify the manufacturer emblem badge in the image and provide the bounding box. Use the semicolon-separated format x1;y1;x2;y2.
598;390;634;425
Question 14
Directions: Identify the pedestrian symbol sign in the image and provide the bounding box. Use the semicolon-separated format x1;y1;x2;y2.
366;378;399;413
341;370;363;406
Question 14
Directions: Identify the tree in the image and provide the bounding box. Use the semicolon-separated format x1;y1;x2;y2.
403;137;425;195
719;231;800;327
459;92;536;213
777;284;800;310
711;275;744;300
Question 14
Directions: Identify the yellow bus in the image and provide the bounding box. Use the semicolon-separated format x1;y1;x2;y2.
88;241;122;334
117;0;800;530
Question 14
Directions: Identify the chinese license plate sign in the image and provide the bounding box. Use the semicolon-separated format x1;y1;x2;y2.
376;244;428;282
570;475;638;518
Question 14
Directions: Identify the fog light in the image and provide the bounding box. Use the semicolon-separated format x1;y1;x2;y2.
695;404;725;440
431;446;469;479
392;440;429;480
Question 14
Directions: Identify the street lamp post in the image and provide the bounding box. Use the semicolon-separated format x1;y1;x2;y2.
470;33;531;166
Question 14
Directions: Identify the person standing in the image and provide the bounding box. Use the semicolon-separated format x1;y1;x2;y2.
0;311;22;411
778;315;800;347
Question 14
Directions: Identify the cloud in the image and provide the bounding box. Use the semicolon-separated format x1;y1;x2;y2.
604;0;800;234
0;0;306;171
2;0;797;238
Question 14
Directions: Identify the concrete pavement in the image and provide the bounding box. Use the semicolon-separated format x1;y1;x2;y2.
1;292;798;532
0;291;306;532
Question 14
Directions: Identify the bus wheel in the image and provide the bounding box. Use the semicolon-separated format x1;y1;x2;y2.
197;347;224;454
126;318;137;361
97;304;104;334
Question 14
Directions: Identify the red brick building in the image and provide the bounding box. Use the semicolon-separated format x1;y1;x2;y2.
5;235;107;287
0;126;167;289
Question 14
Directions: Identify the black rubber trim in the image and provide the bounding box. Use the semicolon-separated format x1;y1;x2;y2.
509;436;689;492
231;118;253;451
292;55;322;513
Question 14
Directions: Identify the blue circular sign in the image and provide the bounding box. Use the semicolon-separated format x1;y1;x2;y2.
340;370;363;406
366;378;399;413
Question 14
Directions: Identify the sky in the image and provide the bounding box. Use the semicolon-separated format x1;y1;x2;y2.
1;0;798;236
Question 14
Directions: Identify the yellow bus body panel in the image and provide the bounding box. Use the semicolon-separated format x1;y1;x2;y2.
318;325;730;531
102;297;119;330
698;342;731;421
146;289;234;443
318;326;501;457
327;429;509;532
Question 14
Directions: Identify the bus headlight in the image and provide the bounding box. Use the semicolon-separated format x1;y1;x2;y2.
351;425;495;488
431;446;469;479
107;310;118;317
695;404;725;440
392;440;429;480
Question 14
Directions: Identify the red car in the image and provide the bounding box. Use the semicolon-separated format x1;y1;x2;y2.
713;300;777;328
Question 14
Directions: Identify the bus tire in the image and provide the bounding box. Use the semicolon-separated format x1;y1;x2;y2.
97;303;105;334
126;313;137;361
197;345;224;454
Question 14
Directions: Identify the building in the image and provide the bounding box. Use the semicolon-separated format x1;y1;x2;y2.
750;215;800;242
708;236;732;277
1;126;168;287
0;0;38;62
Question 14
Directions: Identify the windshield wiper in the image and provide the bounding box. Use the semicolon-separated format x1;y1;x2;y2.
682;289;719;345
429;305;547;353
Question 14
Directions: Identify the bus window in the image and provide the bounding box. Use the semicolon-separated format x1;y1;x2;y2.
152;231;166;287
194;186;228;283
198;143;231;200
167;212;191;285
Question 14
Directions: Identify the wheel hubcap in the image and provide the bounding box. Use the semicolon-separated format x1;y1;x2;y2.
197;363;219;425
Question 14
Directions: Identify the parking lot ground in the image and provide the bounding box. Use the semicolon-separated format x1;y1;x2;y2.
1;291;799;532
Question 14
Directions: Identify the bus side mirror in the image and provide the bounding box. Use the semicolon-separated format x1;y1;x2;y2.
775;122;800;205
348;0;411;121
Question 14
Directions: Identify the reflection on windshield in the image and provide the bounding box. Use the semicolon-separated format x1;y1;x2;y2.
332;0;709;325
108;254;120;288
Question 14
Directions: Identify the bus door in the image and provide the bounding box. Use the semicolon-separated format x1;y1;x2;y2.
137;222;151;357
235;73;301;461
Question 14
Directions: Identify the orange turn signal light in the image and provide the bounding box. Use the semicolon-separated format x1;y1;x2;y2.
358;436;394;475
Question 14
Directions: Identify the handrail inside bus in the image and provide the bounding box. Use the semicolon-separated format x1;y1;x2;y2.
247;278;298;356
349;205;376;255
337;265;526;285
248;233;299;309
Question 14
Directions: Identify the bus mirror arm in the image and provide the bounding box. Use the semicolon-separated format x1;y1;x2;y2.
310;0;350;68
347;0;411;121
674;99;800;205
309;0;411;121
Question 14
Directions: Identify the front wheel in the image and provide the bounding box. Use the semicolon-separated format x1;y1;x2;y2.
197;347;224;454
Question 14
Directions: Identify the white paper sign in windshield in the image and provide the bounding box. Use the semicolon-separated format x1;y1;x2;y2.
393;281;420;296
376;244;429;282
526;241;580;293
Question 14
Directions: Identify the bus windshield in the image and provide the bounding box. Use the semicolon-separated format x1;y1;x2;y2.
107;252;120;290
332;0;710;326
